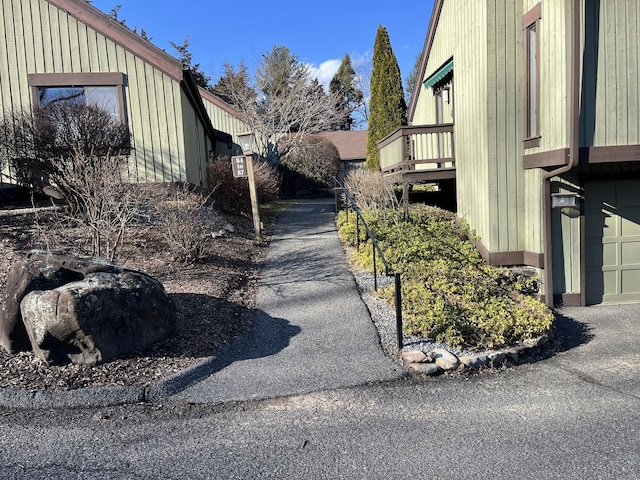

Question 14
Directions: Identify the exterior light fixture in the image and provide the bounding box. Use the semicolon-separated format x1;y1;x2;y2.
442;87;450;104
551;193;581;209
238;132;255;155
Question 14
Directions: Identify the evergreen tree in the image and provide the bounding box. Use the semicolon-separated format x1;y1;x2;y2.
256;45;303;99
329;54;364;131
366;25;407;170
211;61;253;106
218;45;345;165
170;36;212;90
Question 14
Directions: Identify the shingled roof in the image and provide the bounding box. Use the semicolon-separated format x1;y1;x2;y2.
316;130;368;161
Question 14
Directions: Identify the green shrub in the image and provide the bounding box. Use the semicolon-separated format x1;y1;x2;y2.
341;204;554;350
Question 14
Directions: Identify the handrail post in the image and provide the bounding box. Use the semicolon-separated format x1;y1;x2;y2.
373;243;378;291
395;272;403;350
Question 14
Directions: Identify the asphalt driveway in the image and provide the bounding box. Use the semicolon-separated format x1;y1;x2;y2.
550;304;640;398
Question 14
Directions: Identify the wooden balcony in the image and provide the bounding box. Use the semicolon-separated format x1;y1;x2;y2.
378;124;456;183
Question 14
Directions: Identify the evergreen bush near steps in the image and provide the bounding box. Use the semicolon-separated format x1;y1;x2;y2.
337;205;553;350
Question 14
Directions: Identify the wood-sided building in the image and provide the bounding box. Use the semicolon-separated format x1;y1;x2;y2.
380;0;640;306
0;0;247;187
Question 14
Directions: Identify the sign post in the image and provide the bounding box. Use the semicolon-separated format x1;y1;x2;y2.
234;133;263;243
245;154;263;243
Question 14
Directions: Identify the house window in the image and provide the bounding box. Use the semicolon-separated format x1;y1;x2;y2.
523;3;541;147
28;72;126;122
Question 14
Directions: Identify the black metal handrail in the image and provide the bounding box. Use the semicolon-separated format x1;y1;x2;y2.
333;177;404;350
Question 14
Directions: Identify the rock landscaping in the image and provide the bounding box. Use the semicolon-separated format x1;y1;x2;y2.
400;333;551;376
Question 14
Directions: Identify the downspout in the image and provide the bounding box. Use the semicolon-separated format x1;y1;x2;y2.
541;0;581;307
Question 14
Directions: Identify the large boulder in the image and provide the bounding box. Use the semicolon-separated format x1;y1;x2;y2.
0;254;84;353
1;251;175;366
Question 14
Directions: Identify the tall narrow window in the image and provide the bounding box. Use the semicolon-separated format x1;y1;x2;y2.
526;23;538;138
523;3;541;147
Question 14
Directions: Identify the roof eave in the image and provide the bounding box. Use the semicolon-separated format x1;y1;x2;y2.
181;69;231;146
408;0;445;121
46;0;184;80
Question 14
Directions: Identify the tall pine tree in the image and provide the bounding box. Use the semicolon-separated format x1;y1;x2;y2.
329;54;363;130
366;25;407;170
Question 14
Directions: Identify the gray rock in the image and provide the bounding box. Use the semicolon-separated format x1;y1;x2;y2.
505;345;531;362
523;334;549;348
488;351;507;367
0;255;83;353
17;260;175;366
401;349;429;364
433;348;459;370
458;354;490;370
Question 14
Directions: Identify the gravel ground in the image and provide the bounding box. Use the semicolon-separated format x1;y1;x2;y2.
347;254;481;359
1;197;555;392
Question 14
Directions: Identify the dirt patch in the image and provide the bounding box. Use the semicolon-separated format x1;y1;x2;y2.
0;202;276;391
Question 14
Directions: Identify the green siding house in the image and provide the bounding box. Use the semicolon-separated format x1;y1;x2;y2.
380;0;640;306
0;0;247;187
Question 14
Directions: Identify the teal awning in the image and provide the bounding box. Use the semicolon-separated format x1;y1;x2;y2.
423;59;454;89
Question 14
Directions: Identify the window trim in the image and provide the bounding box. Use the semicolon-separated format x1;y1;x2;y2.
523;3;542;148
28;72;126;123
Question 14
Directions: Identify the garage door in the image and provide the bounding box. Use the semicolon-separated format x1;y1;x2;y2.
585;180;640;304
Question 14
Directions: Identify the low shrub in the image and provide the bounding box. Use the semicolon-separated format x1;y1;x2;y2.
207;156;280;215
343;169;398;211
280;136;340;194
153;184;217;264
338;204;554;350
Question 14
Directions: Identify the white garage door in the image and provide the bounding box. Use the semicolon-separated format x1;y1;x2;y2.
585;180;640;305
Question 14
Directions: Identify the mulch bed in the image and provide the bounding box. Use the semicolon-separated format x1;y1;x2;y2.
0;201;274;391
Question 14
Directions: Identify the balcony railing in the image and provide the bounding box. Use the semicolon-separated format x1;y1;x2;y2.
378;124;455;182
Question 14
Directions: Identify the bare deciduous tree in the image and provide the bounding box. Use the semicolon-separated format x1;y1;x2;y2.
352;52;372;130
344;168;398;211
214;46;348;164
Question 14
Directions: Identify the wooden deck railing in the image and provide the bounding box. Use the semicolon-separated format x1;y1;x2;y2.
378;124;455;181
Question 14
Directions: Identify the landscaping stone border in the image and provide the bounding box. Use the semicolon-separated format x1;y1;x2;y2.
400;333;552;375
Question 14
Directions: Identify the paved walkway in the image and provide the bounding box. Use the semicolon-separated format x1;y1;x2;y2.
168;199;403;404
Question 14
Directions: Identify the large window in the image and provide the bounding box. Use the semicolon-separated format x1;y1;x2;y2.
28;73;126;122
523;3;541;147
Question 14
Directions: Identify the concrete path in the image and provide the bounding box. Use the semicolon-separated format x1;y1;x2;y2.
169;199;403;404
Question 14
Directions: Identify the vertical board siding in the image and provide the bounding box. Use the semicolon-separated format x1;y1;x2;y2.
416;0;491;247
626;1;639;145
551;174;581;294
1;0;188;184
411;0;558;256
585;0;640;147
201;96;249;155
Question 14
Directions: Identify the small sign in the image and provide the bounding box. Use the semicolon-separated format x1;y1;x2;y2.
231;155;248;178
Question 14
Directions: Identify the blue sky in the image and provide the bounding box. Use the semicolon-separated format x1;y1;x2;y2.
89;1;435;89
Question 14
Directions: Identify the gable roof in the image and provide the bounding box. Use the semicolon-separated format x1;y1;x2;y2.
408;0;445;121
317;131;368;161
